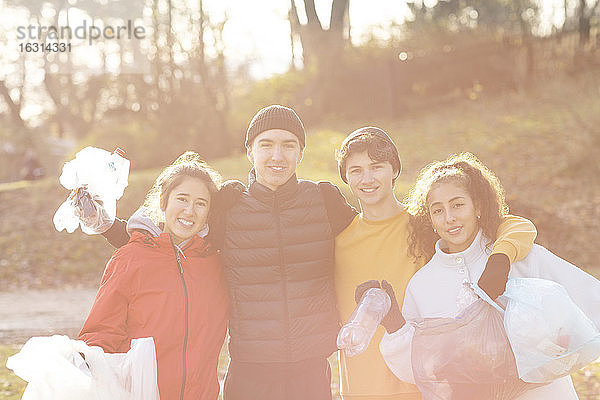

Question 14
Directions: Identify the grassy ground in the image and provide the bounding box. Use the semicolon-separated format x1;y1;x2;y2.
0;346;24;400
2;343;598;399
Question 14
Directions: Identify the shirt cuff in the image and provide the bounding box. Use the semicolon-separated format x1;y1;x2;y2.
491;241;517;263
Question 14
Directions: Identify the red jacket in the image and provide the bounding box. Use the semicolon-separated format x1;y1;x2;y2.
80;231;229;400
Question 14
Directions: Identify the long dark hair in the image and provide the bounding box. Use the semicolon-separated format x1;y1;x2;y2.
404;152;508;263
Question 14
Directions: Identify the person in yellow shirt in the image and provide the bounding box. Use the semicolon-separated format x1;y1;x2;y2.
334;127;537;400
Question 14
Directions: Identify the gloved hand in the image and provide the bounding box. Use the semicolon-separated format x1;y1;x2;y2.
71;185;113;234
354;280;381;304
477;253;510;300
380;280;405;334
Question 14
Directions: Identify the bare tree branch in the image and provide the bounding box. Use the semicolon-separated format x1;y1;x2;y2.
303;0;323;29
0;80;27;130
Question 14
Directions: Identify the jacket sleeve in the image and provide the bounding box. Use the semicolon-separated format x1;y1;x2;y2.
535;247;600;329
79;252;132;353
379;285;419;384
318;181;358;236
379;324;416;384
206;180;246;250
101;218;131;249
491;214;537;263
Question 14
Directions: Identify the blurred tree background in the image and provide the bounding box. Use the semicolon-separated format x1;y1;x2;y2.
1;0;598;176
0;0;598;279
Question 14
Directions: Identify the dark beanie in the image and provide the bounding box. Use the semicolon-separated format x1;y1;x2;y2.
338;126;402;184
245;105;306;148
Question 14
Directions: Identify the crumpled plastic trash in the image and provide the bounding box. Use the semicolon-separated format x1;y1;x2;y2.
502;277;600;383
53;147;129;234
6;335;158;400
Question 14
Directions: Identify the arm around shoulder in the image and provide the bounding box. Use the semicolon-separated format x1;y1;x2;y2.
317;181;358;236
492;214;537;263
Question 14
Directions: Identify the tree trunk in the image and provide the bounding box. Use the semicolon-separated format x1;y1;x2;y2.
578;0;591;48
0;81;27;132
288;0;349;69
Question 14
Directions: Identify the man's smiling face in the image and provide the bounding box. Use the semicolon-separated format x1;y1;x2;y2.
247;129;303;191
345;151;397;209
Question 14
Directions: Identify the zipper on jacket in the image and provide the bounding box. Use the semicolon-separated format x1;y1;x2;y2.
174;247;189;400
273;196;291;359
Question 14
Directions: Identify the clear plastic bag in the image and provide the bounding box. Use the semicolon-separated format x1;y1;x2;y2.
53;147;130;234
411;298;539;400
6;335;159;400
502;277;600;383
337;288;391;357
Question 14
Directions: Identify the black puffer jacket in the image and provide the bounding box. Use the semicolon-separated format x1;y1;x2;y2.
221;172;355;363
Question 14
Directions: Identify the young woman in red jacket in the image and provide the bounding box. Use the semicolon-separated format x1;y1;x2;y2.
79;152;229;400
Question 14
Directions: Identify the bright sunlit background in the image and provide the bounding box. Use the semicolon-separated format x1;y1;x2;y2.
1;0;599;399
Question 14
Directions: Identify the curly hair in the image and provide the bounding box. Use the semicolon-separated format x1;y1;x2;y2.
404;152;509;263
143;151;222;227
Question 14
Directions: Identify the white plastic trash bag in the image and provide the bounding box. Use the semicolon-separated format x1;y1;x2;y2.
6;335;159;400
53;146;130;234
502;277;600;383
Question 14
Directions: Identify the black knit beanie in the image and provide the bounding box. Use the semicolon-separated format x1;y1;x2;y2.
245;105;306;149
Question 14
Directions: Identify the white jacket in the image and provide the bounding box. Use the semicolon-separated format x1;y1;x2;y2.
380;230;600;399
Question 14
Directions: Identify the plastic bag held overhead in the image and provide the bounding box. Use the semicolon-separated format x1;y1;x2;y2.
53;147;130;234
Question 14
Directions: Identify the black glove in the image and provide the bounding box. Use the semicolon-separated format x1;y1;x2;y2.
380;280;405;334
477;253;510;300
354;280;381;304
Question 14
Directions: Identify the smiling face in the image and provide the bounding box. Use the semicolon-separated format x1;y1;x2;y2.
163;177;211;244
427;181;479;253
247;129;303;191
345;151;398;210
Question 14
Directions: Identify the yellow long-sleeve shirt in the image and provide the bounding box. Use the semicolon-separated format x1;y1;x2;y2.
334;210;536;399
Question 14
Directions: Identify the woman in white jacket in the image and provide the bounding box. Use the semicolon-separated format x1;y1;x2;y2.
368;152;600;400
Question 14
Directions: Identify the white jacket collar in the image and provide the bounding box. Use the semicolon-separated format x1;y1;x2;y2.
432;229;491;267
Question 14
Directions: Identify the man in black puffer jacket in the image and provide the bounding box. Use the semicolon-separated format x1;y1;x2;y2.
217;105;356;399
100;105;357;399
